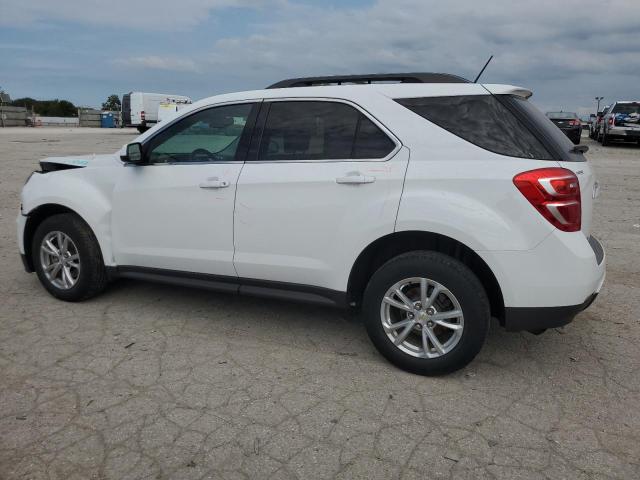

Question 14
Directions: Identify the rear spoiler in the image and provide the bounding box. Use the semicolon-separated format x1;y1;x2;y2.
482;84;533;99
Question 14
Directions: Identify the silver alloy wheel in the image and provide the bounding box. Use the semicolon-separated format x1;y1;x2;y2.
380;277;464;358
39;231;81;290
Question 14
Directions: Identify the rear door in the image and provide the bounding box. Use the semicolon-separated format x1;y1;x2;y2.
233;99;408;291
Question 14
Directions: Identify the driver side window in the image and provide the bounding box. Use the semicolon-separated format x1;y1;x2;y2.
146;103;255;164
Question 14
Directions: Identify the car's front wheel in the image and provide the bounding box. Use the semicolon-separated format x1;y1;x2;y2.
32;213;108;301
362;251;490;375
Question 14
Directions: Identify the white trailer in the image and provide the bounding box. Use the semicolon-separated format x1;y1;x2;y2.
122;92;191;132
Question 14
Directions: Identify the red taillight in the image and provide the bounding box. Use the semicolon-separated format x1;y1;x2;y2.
608;116;614;126
513;168;581;232
141;110;145;120
569;119;580;126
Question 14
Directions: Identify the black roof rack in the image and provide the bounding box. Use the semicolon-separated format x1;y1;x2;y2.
266;72;470;89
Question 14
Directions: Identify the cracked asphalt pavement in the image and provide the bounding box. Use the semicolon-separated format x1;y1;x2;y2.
1;128;639;479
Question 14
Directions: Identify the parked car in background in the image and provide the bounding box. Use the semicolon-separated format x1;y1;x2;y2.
18;73;605;375
546;111;582;144
599;101;640;146
122;92;192;133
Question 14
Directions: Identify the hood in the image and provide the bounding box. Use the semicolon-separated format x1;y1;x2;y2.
40;153;119;171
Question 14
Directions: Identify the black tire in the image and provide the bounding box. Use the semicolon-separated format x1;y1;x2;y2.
362;251;490;376
571;134;581;145
32;213;108;302
601;132;609;146
136;125;147;134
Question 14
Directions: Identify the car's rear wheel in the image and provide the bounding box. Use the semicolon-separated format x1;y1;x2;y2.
601;132;609;146
32;214;108;301
362;251;490;375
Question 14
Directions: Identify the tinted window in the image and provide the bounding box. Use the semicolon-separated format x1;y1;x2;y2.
546;112;577;120
612;103;640;115
258;101;394;161
506;96;580;161
147;103;254;163
354;116;397;159
395;95;553;160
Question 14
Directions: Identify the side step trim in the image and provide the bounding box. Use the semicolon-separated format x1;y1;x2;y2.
109;266;348;308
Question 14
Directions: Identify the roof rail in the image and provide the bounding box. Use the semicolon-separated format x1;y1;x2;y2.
266;72;470;89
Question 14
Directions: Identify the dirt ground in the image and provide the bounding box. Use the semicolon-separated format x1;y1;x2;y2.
1;127;639;479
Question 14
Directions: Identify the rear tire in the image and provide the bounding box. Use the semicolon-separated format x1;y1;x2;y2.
362;251;490;375
136;126;147;134
32;214;108;302
601;132;609;146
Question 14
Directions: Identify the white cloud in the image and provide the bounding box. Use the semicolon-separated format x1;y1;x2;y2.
2;0;639;111
114;56;202;73
196;0;640;110
0;0;269;30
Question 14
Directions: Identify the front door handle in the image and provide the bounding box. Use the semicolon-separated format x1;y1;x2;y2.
199;177;229;189
336;172;376;185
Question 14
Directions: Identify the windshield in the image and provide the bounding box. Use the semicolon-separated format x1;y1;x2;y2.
612;103;640;115
546;112;577;119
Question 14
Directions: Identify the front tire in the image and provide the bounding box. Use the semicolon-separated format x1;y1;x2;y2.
362;251;490;375
32;214;108;302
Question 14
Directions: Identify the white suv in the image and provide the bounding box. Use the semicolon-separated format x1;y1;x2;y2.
17;73;606;375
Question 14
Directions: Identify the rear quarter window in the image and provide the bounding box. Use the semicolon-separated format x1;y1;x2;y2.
395;95;583;161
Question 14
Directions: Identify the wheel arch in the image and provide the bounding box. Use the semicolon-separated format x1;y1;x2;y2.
23;204;101;272
347;230;505;323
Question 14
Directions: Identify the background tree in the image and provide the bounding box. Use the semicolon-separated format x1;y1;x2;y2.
11;98;77;116
101;94;121;111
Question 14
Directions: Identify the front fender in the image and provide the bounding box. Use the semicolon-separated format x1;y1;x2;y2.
21;170;116;265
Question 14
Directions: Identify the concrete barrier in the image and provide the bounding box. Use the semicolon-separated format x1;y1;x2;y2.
0;106;28;127
78;108;101;127
37;116;80;127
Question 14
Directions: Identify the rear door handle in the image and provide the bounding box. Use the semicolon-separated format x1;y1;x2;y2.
336;172;376;185
199;177;229;189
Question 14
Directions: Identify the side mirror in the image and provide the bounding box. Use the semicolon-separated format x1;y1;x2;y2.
121;142;145;164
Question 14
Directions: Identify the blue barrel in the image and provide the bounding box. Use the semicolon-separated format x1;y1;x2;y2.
101;112;115;128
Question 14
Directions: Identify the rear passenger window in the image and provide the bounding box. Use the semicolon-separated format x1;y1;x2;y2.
396;95;554;160
258;101;395;160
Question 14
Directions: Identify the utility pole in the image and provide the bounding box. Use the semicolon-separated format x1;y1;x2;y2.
595;96;604;113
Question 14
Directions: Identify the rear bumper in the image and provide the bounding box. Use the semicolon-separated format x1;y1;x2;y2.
607;127;640;138
479;233;605;331
504;293;598;332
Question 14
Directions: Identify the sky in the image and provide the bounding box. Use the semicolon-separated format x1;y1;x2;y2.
1;0;638;117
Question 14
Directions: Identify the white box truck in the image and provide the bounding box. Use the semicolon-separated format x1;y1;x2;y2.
122;92;191;132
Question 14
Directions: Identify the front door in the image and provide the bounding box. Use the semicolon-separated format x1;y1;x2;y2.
112;102;258;276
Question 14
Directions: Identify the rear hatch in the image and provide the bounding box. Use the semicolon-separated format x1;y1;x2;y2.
511;101;594;237
546;112;579;129
483;87;595;238
612;102;640;130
